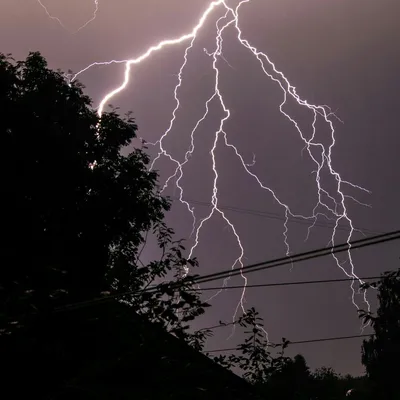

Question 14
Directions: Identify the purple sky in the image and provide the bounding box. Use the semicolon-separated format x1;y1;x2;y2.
2;0;400;375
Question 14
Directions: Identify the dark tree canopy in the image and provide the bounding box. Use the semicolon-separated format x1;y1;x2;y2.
0;52;172;330
361;268;400;400
263;354;311;400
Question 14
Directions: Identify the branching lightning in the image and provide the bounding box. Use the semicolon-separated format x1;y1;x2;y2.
75;0;99;33
37;0;68;30
37;0;99;33
62;0;372;334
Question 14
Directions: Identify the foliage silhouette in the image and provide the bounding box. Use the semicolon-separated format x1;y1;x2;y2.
0;52;209;348
212;308;290;384
360;268;400;400
263;354;311;400
213;308;367;399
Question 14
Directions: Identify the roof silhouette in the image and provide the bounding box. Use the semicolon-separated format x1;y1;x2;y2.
2;301;263;399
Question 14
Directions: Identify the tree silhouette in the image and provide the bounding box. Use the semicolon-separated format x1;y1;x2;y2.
360;268;400;400
264;354;311;400
0;52;208;345
212;309;367;399
311;367;346;400
212;308;292;390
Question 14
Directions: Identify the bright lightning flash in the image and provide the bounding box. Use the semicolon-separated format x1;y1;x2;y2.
70;0;372;334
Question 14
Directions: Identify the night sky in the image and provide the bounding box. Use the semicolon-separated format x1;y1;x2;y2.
2;0;400;376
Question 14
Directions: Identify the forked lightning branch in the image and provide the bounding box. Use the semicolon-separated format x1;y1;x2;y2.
39;0;372;329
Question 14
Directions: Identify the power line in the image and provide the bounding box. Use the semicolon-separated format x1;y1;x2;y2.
170;196;382;236
57;230;400;312
143;274;381;294
196;275;381;292
198;321;236;332
192;230;400;286
204;333;374;353
158;275;382;333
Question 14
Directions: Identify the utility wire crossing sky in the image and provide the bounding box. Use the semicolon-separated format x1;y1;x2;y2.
39;0;376;336
55;230;400;317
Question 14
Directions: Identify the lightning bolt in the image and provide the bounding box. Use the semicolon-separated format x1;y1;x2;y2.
37;0;99;33
71;0;371;335
37;0;68;30
75;0;99;33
